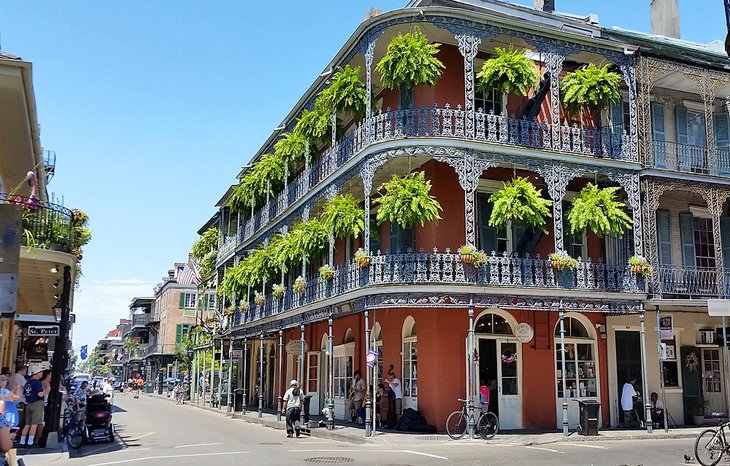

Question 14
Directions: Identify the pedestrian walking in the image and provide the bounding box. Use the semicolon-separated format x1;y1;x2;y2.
18;365;48;447
135;377;144;398
281;380;305;438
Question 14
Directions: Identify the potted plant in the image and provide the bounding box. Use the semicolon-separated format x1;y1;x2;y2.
459;245;478;264
321;194;365;240
319;64;367;118
319;264;335;281
224;306;235;317
691;397;709;426
488;177;552;232
254;291;266;307
476;47;540;97
293;276;306;294
274;131;308;168
567;183;633;238
375;25;445;91
272;283;286;300
549;251;577;271
473;250;489;267
629;255;652;276
373;171;442;229
560;63;621;114
240;301;250;312
354;248;370;268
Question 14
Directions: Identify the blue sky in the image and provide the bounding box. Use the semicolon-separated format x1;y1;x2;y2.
0;0;725;356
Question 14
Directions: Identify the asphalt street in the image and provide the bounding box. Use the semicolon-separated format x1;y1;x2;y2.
25;391;701;466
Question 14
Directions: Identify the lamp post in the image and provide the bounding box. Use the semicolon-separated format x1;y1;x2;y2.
187;349;194;404
45;265;71;447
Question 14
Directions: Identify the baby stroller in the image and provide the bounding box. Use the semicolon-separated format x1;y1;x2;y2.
85;393;114;443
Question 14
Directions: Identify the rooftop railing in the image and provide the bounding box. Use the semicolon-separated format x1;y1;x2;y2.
236;249;642;326
240;105;631;244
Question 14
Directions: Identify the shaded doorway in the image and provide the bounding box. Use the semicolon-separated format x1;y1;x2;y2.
615;330;642;425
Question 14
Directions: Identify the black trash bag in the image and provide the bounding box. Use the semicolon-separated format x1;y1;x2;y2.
396;407;437;433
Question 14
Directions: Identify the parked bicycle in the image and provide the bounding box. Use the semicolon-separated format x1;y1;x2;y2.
445;398;499;440
694;421;730;466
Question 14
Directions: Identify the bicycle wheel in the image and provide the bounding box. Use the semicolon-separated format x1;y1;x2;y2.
446;411;468;440
695;428;726;466
67;425;84;449
477;412;499;440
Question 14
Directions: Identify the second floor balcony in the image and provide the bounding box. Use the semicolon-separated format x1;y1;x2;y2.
649;140;730;176
2;194;75;254
130;313;151;329
654;265;724;299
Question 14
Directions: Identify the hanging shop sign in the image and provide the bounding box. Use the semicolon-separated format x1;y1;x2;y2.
515;322;534;343
285;340;308;355
659;314;673;341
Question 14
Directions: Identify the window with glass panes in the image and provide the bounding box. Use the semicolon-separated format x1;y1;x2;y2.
554;317;597;398
333;354;353;399
389;223;414;252
693;217;716;268
661;337;679;388
183;292;197;309
563;202;587;260
403;340;417;398
208;294;216;311
475;87;503;115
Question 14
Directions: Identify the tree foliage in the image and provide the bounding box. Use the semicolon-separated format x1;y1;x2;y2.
476;47;539;97
320;194;365;239
375;26;445;90
488;177;552;233
567;183;633;237
373;171;442;228
561;63;621;112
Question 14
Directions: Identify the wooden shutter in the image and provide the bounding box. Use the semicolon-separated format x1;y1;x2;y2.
657;210;672;266
179;293;185;309
651;102;666;168
477;193;497;253
176;324;183;344
676;106;690;172
679;212;696;267
714;112;730;174
721;217;730;269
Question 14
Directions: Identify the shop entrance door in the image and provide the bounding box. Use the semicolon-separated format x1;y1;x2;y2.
478;338;521;429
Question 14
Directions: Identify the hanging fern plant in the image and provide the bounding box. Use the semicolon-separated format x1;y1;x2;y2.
320;65;367;118
488;177;552;233
228;173;260;213
288;219;329;259
274;131;307;168
476;47;540;97
373;171;442;229
294;102;332;142
320;194;365;239
561;63;621;113
567;183;633;237
375;26;445;90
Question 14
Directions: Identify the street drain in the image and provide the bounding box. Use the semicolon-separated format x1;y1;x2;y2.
259;442;283;445
304;457;355;464
414;435;450;440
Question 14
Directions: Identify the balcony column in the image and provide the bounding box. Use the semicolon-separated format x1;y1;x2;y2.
326;187;337;266
544;164;570;252
546;51;565;151
467;298;475;439
365;40;377;144
639;310;653;434
364;309;371;437
699;70;717;172
327;316;335;430
619;55;639;160
707;190;730;297
258;333;264;418
277;329;283;421
300;323;306;393
558;306;568;437
455;34;481;139
243;338;248;414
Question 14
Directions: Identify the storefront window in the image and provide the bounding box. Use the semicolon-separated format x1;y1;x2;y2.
661;337;679;388
555;317;597;398
403;340;417;397
333;354;353;398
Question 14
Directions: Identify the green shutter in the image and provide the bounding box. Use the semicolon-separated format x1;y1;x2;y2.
176;324;183;344
714;112;730;174
676;106;690;172
179;293;185;309
679;213;696;267
204;294;209;309
721;217;730;269
651;102;666;168
477;193;497;253
657;210;672;266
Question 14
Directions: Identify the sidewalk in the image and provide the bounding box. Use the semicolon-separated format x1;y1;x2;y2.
148;392;709;446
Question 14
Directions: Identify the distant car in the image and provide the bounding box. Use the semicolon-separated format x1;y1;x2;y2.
113;379;123;391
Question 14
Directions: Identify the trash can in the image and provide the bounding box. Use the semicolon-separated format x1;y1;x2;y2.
145;381;154;394
303;395;313;424
576;400;600;436
234;389;244;412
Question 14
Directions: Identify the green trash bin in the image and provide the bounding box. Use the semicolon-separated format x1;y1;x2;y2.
145;381;154;394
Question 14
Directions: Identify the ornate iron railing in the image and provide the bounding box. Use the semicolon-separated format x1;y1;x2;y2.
217;235;238;263
649;141;712;174
1;194;74;253
141;343;176;358
235;249;641;326
240;105;631;243
130;314;151;329
655;265;720;298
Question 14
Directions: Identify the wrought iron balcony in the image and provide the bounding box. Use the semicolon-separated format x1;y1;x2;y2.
142;343;176;358
217;235;238;264
130;313;151;329
647;141;730;176
1;194;74;254
236;249;642;325
655;265;721;298
241;105;631;243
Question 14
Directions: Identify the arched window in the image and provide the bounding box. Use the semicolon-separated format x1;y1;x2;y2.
475;312;514;335
554;315;597;400
343;328;354;344
402;316;418;408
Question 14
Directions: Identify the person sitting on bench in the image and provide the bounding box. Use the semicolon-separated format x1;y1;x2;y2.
650;392;664;428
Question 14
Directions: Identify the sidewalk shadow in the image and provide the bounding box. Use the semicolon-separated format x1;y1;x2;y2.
67;422;143;459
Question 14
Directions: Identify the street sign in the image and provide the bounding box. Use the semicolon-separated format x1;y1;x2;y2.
28;325;60;337
230;349;242;359
708;299;730;317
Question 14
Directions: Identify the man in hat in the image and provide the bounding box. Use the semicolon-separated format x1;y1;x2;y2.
18;365;48;447
281;379;305;438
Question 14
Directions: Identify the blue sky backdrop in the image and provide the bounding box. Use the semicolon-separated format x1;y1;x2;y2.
0;0;725;357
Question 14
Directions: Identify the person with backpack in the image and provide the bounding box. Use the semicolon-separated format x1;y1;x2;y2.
281;380;304;438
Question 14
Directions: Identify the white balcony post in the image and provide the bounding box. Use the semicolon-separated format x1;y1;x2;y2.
455;34;481;140
547;52;565;150
243;338;248;414
258;333;264;418
277;329;283;421
639;311;653;433
365;40;376;144
559;307;568;437
467;299;475;439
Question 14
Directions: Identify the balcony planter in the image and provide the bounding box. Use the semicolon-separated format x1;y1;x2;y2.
567;183;633;238
549;251;577;271
458;245;476;264
354;248;370;268
319;265;335;281
488;177;552;232
476;47;540;97
254;292;265;307
240;301;250;312
375;25;445;91
374;171;442;229
272;284;286;300
628;255;652;277
293;276;306;294
560;64;621;113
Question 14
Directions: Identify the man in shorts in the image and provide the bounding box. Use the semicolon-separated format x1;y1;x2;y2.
18;366;47;448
